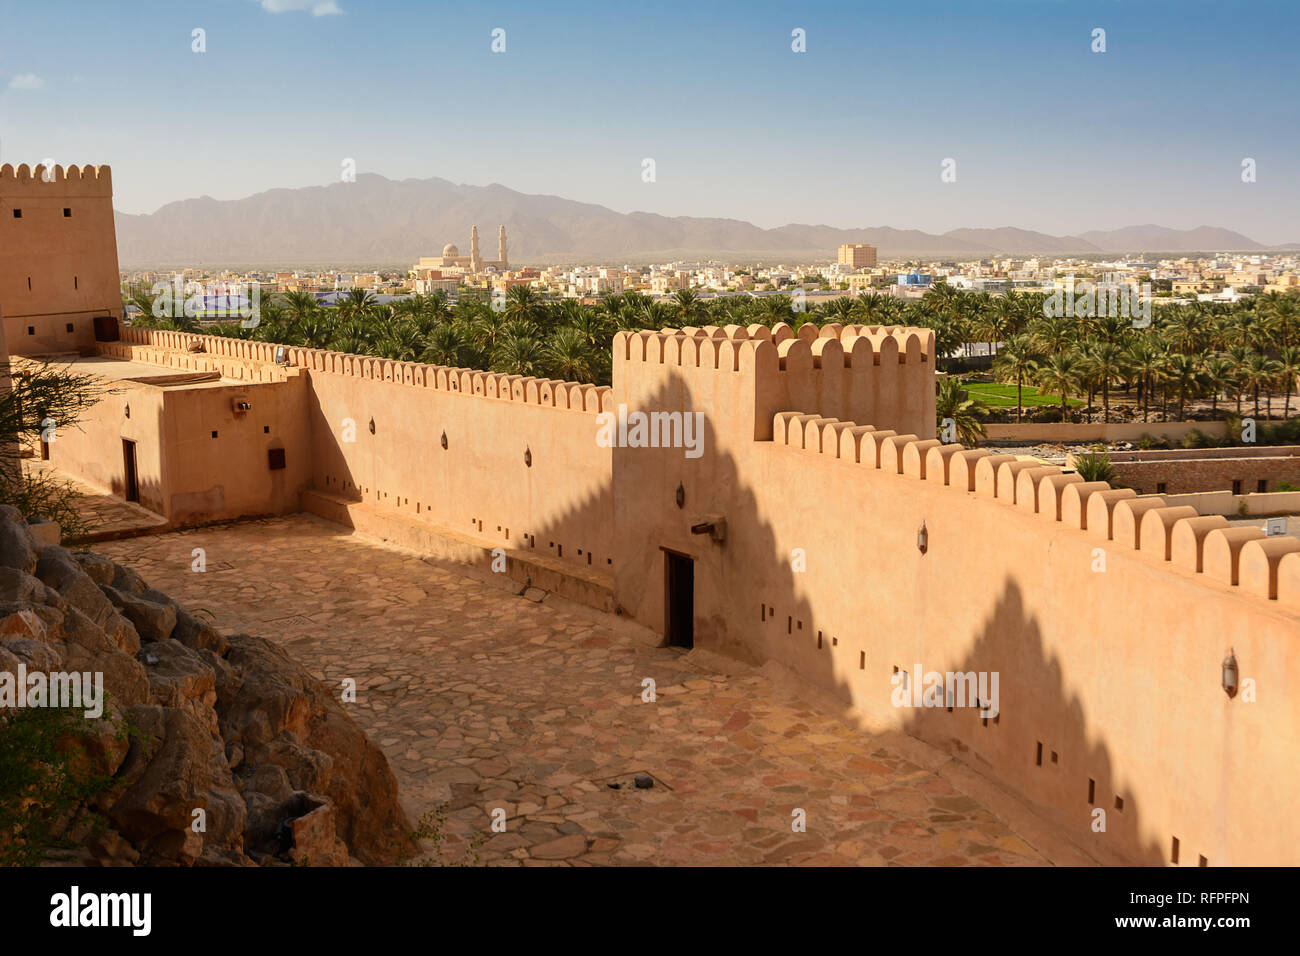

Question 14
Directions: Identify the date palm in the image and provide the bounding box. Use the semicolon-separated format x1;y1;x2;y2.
491;331;545;376
1081;340;1127;424
1200;355;1236;419
1124;338;1166;423
1035;352;1082;424
1276;346;1300;419
1239;352;1282;420
1163;353;1204;422
420;324;472;368
991;334;1041;423
544;326;600;383
935;376;988;445
672;288;701;323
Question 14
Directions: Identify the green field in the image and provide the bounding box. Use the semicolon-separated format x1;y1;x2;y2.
963;382;1085;408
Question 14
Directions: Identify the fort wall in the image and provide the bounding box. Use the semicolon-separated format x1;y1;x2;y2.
47;318;1300;864
110;327;616;567
0;165;121;355
609;324;1300;865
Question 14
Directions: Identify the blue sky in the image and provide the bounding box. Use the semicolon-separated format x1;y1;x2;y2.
1;0;1296;242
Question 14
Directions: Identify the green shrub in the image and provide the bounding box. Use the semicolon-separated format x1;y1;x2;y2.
0;705;135;866
1074;450;1117;485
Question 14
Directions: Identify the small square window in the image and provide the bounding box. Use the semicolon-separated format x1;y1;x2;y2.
63;208;71;217
268;448;286;470
26;326;35;335
1156;482;1167;493
12;209;21;219
211;430;218;438
263;425;270;434
65;323;74;333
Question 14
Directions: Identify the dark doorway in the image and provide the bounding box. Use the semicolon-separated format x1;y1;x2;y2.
665;551;694;649
93;315;119;342
122;439;139;502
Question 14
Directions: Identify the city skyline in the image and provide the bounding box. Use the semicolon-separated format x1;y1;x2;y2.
2;0;1297;242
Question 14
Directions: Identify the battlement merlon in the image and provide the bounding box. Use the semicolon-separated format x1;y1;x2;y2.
613;323;936;441
0;164;114;197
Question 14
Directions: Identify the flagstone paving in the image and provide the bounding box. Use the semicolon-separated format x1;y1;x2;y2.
98;514;1056;866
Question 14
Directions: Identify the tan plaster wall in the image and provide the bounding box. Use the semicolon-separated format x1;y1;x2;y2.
0;165;121;355
610;326;1300;866
52;320;1300;865
110;329;616;566
46;370;310;523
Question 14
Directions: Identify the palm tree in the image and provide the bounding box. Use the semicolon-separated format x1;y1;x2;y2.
1239;352;1283;420
283;289;319;327
1035;352;1082;423
1276;346;1300;419
544;326;599;383
1227;345;1251;414
420;324;472;368
1163;353;1204;422
1124;338;1166;422
1029;314;1074;356
991;334;1041;423
855;291;891;324
1082;340;1127;424
1200;354;1236;419
378;320;423;362
491;331;545;376
504;285;540;327
672;288;701;324
935;376;988;444
1267;294;1298;348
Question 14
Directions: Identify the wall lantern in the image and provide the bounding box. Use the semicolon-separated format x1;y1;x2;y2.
440;431;448;450
368;417;376;435
524;446;532;467
917;520;929;555
675;482;685;509
1222;648;1238;699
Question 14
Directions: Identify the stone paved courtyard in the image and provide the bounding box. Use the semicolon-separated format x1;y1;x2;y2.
97;514;1070;866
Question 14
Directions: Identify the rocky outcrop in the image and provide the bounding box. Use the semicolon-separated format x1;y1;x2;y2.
0;506;410;866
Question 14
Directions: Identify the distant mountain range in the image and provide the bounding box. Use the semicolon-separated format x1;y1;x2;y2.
112;174;1300;268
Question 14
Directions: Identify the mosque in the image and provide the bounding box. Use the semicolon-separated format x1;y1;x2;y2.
414;224;509;274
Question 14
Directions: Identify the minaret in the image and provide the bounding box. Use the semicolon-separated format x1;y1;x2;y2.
498;225;508;269
470;225;482;272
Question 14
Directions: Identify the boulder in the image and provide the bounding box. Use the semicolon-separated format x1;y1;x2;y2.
0;505;38;574
0;506;411;867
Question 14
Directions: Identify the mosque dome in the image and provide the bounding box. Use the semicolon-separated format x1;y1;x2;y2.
442;243;459;257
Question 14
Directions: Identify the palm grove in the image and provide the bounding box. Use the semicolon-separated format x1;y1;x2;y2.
126;283;1300;430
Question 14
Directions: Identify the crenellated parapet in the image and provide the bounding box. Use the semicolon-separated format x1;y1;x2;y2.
614;322;936;440
113;327;613;413
770;409;1300;613
0;163;113;196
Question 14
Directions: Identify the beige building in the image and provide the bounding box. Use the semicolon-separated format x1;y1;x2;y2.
837;243;878;270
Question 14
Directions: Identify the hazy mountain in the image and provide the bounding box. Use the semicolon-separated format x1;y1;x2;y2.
1077;224;1264;253
112;175;1277;268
